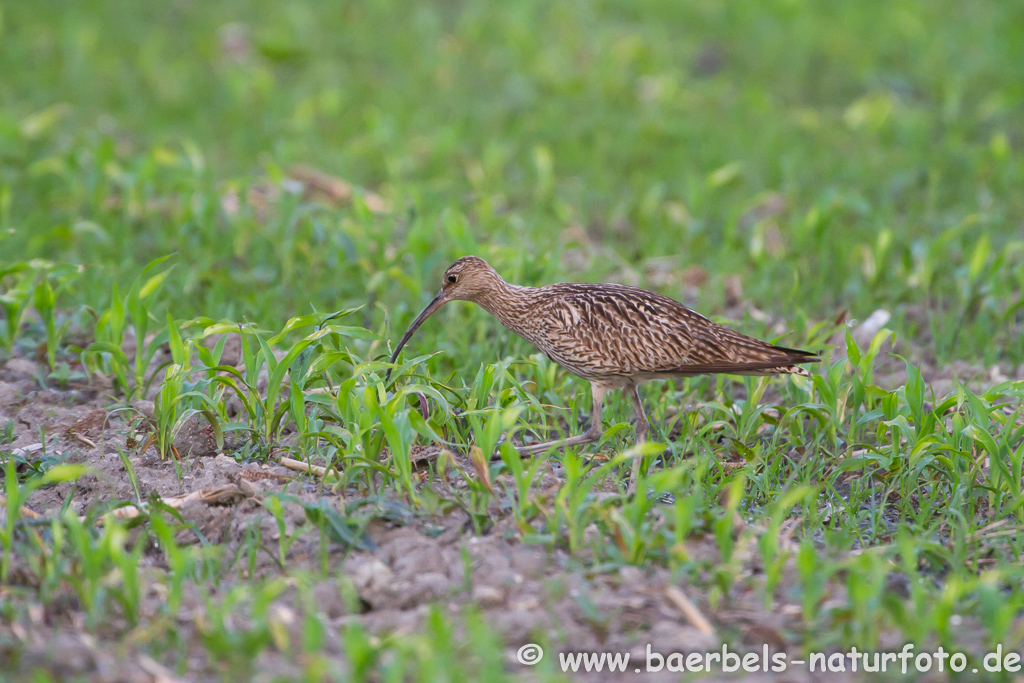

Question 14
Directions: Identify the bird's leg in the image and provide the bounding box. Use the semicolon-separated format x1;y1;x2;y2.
516;383;606;456
626;383;650;493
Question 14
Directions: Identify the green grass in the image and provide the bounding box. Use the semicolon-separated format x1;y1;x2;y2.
2;0;1022;363
1;0;1024;680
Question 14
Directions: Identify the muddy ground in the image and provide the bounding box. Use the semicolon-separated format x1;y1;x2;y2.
1;347;1019;682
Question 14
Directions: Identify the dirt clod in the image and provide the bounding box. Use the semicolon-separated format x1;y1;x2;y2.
5;358;39;380
172;414;218;458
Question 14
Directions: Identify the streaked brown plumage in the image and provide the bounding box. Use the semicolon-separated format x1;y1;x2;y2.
389;256;819;489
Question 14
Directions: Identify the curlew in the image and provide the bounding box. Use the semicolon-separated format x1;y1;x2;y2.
388;256;819;489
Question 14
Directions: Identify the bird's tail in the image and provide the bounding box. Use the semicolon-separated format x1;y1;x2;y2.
763;343;818;376
736;363;815;378
697;342;820;377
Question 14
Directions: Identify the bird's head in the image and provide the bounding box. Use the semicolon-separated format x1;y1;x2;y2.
387;256;504;374
438;255;504;302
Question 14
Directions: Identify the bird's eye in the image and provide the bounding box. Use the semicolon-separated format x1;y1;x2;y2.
447;275;457;283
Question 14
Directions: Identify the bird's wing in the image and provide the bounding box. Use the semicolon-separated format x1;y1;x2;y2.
536;284;816;376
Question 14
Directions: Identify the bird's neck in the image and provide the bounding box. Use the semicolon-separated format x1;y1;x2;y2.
476;281;537;335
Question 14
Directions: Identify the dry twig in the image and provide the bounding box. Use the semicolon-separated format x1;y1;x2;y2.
665;584;716;636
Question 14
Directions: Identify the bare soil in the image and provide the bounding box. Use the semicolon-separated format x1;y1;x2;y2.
1;353;1012;683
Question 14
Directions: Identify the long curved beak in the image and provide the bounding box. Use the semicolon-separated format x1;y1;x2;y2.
386;289;447;382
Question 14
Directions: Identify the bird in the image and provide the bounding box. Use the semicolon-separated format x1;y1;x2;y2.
388;256;819;489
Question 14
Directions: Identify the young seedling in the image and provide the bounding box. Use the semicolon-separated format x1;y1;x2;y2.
31;262;81;372
85;256;175;399
0;262;35;354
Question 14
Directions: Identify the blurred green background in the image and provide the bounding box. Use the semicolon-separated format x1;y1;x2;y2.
1;0;1022;366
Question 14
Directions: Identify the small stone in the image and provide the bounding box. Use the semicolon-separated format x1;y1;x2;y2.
0;381;21;407
88;370;113;391
203;333;243;367
173;414;218;457
510;597;541;612
130;399;156;420
4;358;39;380
213;454;239;470
270;603;296;626
510;547;547;578
853;309;892;346
312;581;348;619
350;559;393;595
413;572;451;599
723;275;743;308
619;565;644;585
647;620;718;652
471;585;505;608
